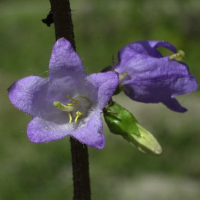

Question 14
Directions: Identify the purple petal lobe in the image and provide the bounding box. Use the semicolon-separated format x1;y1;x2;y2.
71;113;105;149
162;98;187;113
8;76;47;115
147;41;177;53
117;41;177;66
86;71;119;109
49;38;86;80
27;113;105;149
27;117;72;143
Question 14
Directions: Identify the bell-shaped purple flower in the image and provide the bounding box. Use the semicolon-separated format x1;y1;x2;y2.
8;38;119;149
115;41;198;112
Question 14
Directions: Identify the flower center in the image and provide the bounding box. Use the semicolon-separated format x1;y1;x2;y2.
54;95;92;123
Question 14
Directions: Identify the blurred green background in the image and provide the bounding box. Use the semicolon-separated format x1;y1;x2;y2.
1;0;200;199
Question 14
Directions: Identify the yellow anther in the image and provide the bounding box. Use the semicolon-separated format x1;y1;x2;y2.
68;112;73;123
67;95;79;106
74;111;83;123
54;95;91;124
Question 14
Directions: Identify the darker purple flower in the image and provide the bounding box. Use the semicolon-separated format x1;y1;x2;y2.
8;38;119;149
115;41;198;112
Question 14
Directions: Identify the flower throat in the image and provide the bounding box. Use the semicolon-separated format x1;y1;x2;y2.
54;95;91;123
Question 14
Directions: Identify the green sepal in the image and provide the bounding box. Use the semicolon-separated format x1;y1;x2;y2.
113;84;122;96
104;101;162;155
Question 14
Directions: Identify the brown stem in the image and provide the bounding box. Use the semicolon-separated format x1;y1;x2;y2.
50;0;76;49
70;138;91;200
49;0;91;199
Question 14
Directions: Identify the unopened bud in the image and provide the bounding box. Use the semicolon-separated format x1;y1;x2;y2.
104;101;162;155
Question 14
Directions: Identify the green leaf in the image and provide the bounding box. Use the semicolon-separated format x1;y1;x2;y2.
104;101;162;155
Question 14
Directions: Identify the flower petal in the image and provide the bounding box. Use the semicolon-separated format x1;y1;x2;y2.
8;75;82;120
8;76;47;115
27;117;73;142
162;98;187;113
86;71;119;109
27;112;105;149
123;72;198;112
49;38;86;80
145;40;177;53
117;41;177;64
71;112;105;149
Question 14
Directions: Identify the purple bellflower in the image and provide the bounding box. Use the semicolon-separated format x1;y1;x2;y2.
8;38;119;149
114;41;198;112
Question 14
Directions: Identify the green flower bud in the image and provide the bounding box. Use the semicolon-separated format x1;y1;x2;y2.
104;101;162;155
